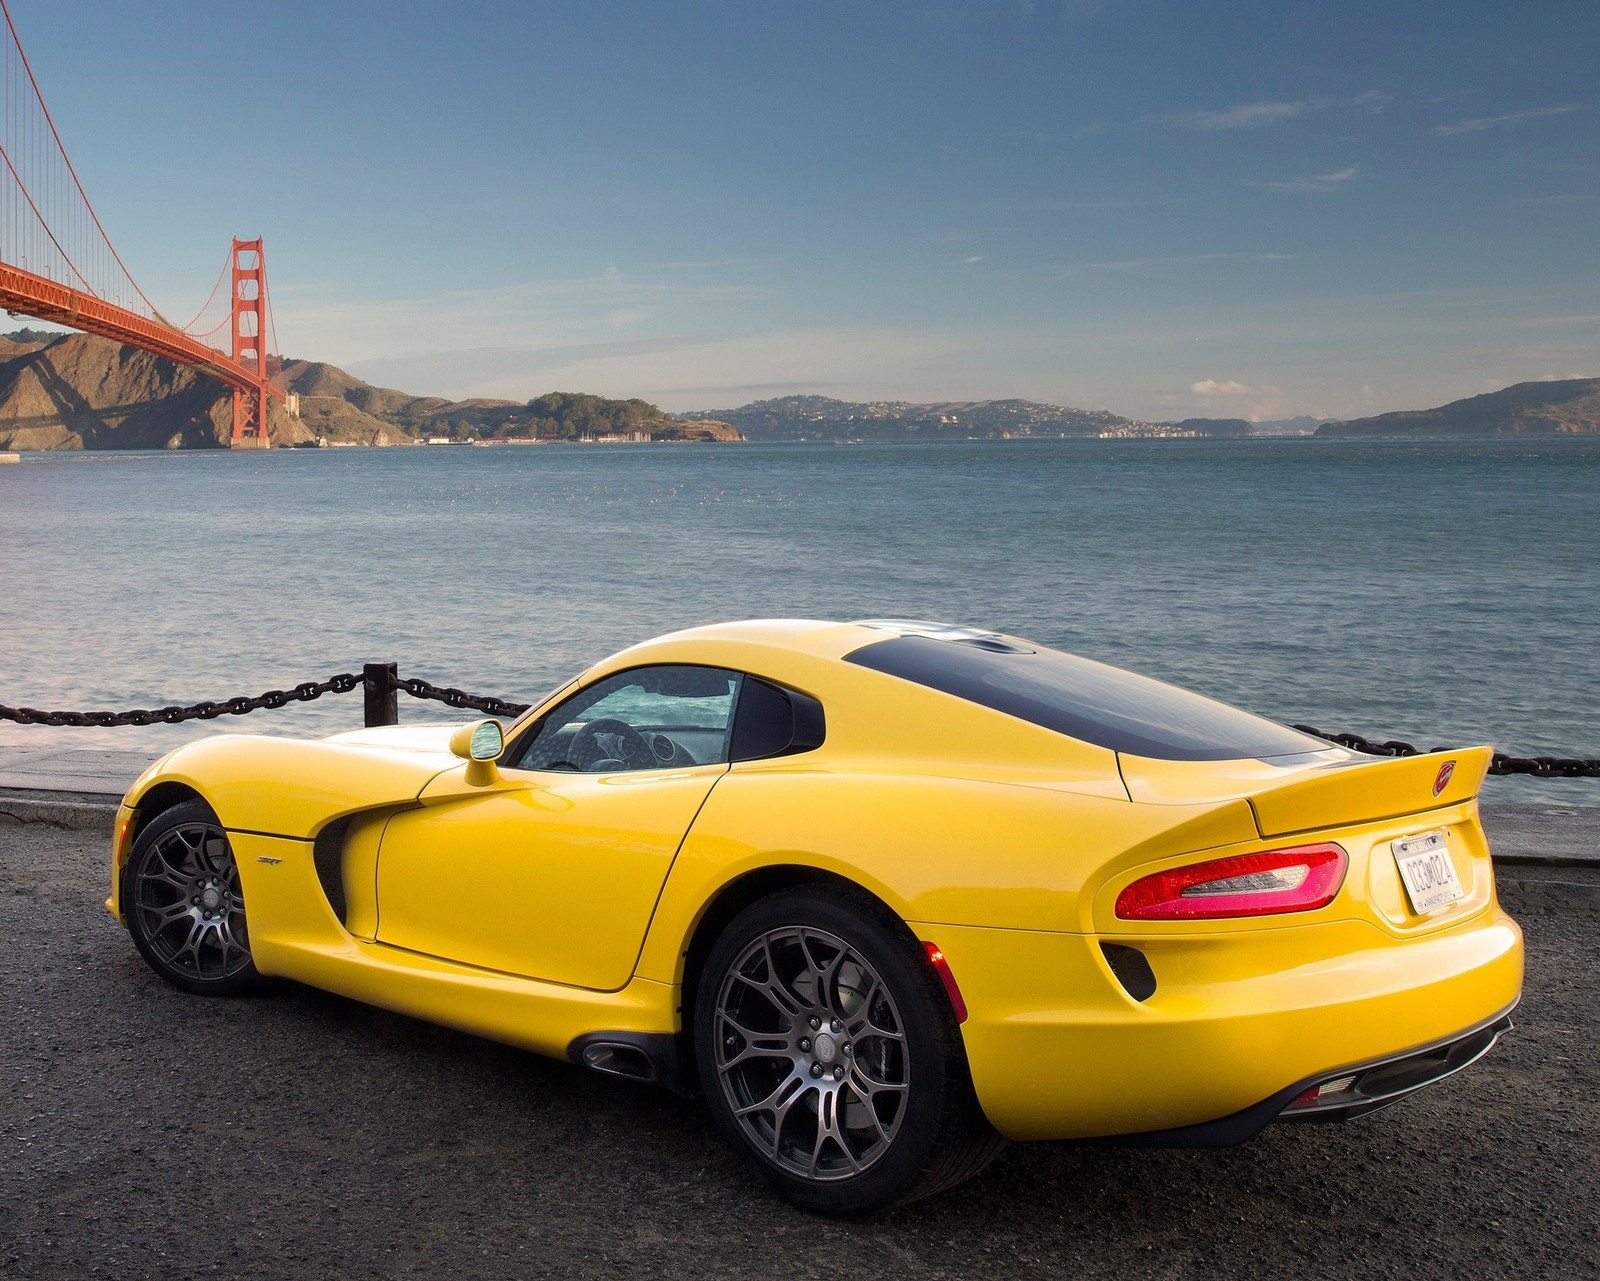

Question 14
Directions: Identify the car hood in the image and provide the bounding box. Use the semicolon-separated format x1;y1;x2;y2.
324;724;468;753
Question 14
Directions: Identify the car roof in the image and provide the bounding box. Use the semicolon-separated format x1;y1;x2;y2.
589;618;1327;769
619;618;1004;664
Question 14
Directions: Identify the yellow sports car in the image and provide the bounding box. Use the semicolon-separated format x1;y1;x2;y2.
109;620;1523;1214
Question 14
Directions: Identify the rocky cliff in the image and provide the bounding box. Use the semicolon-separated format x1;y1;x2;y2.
0;333;307;450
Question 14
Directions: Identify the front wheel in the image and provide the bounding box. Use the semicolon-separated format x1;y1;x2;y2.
123;800;258;996
694;884;1004;1214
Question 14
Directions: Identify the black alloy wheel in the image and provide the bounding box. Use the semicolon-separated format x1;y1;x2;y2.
694;884;1004;1215
123;799;258;996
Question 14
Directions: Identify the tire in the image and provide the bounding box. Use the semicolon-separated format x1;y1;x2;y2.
694;884;1005;1215
123;799;258;996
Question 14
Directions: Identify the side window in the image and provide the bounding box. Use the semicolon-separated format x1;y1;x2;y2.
729;677;827;762
511;666;741;773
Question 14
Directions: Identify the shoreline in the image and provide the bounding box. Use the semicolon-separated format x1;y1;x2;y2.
7;434;1600;456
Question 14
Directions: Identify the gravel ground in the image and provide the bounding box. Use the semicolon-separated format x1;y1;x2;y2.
1;820;1596;1281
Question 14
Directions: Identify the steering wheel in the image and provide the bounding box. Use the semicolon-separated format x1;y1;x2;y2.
568;718;655;771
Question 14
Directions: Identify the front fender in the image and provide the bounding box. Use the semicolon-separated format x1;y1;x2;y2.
122;735;457;838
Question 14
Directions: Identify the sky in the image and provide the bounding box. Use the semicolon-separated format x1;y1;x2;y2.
8;0;1598;420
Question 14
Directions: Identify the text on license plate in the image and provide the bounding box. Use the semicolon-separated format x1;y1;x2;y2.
1392;830;1467;914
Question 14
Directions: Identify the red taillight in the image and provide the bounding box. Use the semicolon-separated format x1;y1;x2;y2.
1114;843;1348;920
922;942;968;1023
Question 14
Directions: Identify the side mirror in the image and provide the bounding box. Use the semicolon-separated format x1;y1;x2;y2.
449;719;504;787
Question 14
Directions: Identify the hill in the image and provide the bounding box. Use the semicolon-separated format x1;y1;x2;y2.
0;333;306;450
683;395;1150;441
1316;379;1600;437
274;362;743;442
493;391;742;442
5;328;1592;450
0;334;740;449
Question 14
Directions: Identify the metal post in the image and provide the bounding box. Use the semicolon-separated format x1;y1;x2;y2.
363;662;398;727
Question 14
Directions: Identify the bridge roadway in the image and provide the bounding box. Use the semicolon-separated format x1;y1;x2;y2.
0;260;280;408
0;757;1596;1279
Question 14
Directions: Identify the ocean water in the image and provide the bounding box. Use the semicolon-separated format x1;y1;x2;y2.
1;437;1596;801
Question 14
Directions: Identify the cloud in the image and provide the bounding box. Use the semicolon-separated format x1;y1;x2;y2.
663;381;842;398
345;336;716;394
278;266;778;366
1162;101;1304;130
343;327;972;410
1501;311;1600;329
658;258;751;270
1247;166;1359;193
1070;251;1298;273
1156;91;1388;131
1185;378;1291;420
934;255;984;266
1433;106;1577;136
995;196;1184;212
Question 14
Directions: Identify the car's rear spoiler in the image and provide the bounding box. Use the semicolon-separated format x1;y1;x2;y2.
1247;745;1493;838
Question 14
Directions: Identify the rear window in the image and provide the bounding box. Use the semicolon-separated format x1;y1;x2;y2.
844;634;1323;761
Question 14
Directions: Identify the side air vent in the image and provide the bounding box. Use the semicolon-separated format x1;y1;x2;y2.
1101;942;1157;1002
311;817;352;924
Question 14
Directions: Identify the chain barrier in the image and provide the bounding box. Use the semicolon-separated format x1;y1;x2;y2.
1293;725;1600;779
1;675;1593;779
392;676;530;719
0;668;531;731
0;673;364;728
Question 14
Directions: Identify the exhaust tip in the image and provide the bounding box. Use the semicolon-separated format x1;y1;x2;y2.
580;1041;659;1083
568;1031;692;1093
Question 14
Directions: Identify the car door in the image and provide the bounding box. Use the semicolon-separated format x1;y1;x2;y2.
373;665;741;991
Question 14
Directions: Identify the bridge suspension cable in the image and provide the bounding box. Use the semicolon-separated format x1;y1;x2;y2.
0;0;162;317
0;0;284;446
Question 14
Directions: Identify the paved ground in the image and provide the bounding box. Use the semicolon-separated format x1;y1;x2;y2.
0;745;160;798
1;818;1597;1281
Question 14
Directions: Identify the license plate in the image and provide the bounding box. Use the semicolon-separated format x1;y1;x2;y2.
1392;830;1466;914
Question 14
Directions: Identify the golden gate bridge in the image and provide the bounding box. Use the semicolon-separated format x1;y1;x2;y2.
0;0;282;447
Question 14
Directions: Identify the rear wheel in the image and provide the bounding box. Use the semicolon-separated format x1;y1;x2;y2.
123;800;257;996
694;884;1004;1214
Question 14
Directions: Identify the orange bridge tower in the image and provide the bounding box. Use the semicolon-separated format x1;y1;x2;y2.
229;238;271;448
